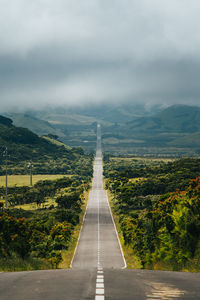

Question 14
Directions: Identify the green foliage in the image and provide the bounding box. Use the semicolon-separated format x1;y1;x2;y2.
105;156;200;271
4;176;86;207
56;191;82;210
0;214;31;258
0;115;94;177
0;206;82;269
0;256;51;272
47;251;63;269
0;176;90;270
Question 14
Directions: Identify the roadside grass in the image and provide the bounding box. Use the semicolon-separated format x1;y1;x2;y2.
106;189;142;269
147;258;200;273
0;256;52;272
129;177;147;183
0;174;70;187
59;190;90;269
13;197;58;210
111;157;174;163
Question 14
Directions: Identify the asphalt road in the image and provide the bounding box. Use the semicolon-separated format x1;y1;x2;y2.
0;124;200;299
72;141;125;269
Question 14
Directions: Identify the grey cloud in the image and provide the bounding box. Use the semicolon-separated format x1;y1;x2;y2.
0;0;200;111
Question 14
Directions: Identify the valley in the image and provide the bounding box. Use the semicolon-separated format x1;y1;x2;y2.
4;103;200;156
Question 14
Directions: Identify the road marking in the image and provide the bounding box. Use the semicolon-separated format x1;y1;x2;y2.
95;267;105;300
95;296;104;300
145;281;186;299
96;288;104;295
97;187;101;268
96;283;104;288
97;278;104;283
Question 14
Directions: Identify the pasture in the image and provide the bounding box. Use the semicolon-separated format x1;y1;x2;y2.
0;174;69;187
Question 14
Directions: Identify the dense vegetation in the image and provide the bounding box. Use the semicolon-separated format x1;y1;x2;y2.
0;115;94;271
0;176;90;271
104;156;200;271
0;115;94;176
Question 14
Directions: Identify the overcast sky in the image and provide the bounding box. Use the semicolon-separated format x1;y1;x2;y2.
0;0;200;111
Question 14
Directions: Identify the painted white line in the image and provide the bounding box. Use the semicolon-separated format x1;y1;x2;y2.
97;275;104;279
95;295;104;300
96;278;104;283
97;271;103;274
96;283;104;288
105;189;127;269
96;288;104;295
97;187;101;268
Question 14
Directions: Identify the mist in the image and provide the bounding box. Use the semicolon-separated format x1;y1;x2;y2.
0;0;200;112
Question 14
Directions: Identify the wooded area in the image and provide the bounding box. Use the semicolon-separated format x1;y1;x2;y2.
104;157;200;271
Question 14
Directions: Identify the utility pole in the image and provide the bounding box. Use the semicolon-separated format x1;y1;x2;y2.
27;161;33;186
3;147;8;208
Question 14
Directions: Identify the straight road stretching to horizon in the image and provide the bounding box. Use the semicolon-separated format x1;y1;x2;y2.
0;124;200;299
72;123;126;270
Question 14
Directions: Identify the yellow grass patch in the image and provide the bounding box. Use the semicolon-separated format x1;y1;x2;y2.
14;197;58;210
129;177;147;183
42;136;71;149
0;174;70;187
111;157;174;163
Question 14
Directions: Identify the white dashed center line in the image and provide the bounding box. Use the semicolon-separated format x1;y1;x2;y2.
95;184;105;300
95;267;105;300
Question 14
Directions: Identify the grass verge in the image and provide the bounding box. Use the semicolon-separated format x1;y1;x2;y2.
0;257;52;272
0;174;70;187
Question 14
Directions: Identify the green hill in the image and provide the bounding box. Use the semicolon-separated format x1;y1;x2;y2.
0;116;65;160
128;105;200;133
0;115;93;177
100;105;200;155
5;113;65;138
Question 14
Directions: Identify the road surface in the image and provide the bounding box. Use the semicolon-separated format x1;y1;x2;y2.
0;124;200;299
72;124;125;269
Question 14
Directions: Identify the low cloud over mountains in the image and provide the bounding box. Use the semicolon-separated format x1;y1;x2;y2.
0;1;200;111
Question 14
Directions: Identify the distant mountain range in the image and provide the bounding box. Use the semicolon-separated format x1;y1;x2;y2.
128;105;200;133
102;104;200;155
5;113;65;138
3;104;200;156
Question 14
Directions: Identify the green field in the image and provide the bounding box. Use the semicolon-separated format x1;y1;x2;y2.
0;174;69;187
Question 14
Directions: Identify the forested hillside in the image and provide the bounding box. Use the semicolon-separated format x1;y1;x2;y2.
104;156;200;271
6;113;64;137
0;115;93;177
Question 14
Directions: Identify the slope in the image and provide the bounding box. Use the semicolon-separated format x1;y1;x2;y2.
0;115;93;177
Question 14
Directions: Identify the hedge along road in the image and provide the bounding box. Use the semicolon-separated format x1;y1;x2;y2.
0;124;200;300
